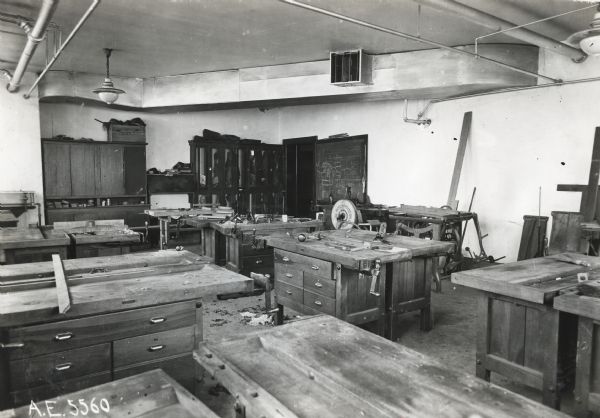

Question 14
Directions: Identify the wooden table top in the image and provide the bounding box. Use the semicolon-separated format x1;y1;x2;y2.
0;252;252;327
452;253;600;304
209;219;324;236
0;369;218;418
194;315;566;418
554;286;600;321
266;229;454;269
389;204;474;221
0;227;70;249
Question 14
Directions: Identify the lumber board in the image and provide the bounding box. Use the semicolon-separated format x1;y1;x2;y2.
452;253;600;304
555;291;600;322
194;315;565;418
51;254;71;314
0;263;252;327
447;111;472;208
583;127;600;222
0;250;207;282
0;369;218;418
209;219;323;236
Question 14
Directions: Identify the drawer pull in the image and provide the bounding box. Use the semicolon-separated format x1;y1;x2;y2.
314;300;323;307
148;344;165;352
0;342;24;350
255;259;263;265
282;257;290;262
150;317;166;324
314;281;323;288
311;265;319;270
285;273;293;278
286;290;293;295
54;332;73;341
54;362;72;372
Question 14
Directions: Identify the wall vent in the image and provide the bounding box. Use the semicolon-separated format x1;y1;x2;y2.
330;49;371;86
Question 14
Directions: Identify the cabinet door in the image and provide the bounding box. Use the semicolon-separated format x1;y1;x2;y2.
70;143;96;196
96;144;125;196
42;142;71;197
124;146;146;195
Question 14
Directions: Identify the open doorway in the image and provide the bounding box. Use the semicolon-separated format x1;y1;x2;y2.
284;136;317;218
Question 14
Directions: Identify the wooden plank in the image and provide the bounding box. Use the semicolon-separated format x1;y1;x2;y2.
583;127;600;222
574;317;593;416
447;111;472;208
195;315;566;418
51;254;71;314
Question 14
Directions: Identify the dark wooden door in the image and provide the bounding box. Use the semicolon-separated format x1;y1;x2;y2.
70;143;96;196
42;142;71;197
96;144;125;196
284;136;316;218
124;145;146;195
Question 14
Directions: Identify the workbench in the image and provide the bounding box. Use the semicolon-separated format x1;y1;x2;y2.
554;283;600;417
0;227;70;264
194;315;566;418
144;209;221;250
265;229;454;339
0;250;253;409
452;253;600;409
0;369;218;418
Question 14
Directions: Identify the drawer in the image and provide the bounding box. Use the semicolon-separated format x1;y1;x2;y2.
303;272;336;299
243;254;274;269
113;326;195;369
7;301;197;360
114;353;195;393
274;249;332;279
241;242;273;257
274;263;303;287
9;372;111;408
274;280;303;305
303;290;336;316
9;343;110;391
241;265;274;279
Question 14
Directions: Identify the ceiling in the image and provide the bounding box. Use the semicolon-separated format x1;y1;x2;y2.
0;0;597;78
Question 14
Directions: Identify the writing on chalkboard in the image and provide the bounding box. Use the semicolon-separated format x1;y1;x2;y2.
315;135;367;203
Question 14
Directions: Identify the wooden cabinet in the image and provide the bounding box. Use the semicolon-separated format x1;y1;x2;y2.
96;144;125;196
42;142;72;197
124;145;146;195
69;143;96;196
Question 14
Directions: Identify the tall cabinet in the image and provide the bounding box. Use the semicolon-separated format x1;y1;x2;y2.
42;139;149;227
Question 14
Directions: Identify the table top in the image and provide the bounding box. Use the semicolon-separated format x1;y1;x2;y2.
209;219;324;236
0;251;252;327
0;227;70;249
265;229;454;269
194;315;566;418
452;253;600;304
389;204;474;221
0;369;218;418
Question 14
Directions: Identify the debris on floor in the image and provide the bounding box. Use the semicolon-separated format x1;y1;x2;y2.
239;311;273;326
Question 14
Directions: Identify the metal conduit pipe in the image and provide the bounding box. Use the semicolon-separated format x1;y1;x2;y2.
413;0;586;62
7;0;59;92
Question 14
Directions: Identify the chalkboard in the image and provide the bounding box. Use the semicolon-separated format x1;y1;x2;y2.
315;135;367;203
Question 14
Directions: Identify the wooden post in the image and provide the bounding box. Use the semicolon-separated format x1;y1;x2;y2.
447;111;472;209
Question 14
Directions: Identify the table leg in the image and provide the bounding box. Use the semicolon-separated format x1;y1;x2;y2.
475;294;491;382
575;317;593;417
275;303;284;325
159;217;169;250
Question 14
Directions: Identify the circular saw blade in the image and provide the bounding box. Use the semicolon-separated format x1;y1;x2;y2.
331;199;363;229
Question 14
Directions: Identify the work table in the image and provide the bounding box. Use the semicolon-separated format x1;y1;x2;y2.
0;227;70;264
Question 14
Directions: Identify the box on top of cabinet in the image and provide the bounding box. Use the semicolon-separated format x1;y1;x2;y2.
108;124;146;143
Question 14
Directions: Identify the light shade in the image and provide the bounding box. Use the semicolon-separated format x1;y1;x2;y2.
580;34;600;56
92;78;125;105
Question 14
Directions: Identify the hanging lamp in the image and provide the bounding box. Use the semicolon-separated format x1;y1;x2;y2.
92;48;125;104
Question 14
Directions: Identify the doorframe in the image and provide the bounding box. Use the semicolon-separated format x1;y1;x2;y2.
283;136;317;216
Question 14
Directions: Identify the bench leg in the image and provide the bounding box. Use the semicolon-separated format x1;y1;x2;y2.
420;306;433;331
275;304;284;326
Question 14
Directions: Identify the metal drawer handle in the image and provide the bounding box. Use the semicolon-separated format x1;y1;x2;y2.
148;344;165;352
286;290;293;295
54;362;72;372
314;281;323;288
314;300;323;307
0;343;24;350
285;273;293;278
150;317;166;324
54;332;73;341
311;265;319;270
282;257;290;262
255;259;263;265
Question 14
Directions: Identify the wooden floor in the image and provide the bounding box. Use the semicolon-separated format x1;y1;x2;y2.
198;278;578;417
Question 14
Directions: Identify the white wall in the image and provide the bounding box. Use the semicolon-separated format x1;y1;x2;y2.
39;103;280;171
0;73;44;226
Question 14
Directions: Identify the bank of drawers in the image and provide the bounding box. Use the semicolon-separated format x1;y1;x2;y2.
2;300;199;407
274;249;336;316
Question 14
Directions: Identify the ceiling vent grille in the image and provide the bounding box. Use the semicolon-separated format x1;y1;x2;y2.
330;49;371;86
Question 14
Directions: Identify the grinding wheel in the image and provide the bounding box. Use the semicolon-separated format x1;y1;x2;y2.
331;199;363;229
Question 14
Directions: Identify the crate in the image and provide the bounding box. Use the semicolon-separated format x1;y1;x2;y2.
108;124;146;143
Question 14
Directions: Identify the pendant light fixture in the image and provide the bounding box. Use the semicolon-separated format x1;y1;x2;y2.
92;48;125;104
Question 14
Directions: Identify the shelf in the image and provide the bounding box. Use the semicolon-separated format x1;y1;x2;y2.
47;204;149;211
46;195;146;200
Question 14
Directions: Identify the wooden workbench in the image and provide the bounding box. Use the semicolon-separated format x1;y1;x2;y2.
452;253;600;409
0;369;218;418
0;227;70;264
554;285;600;417
265;229;454;339
0;250;253;408
194;315;566;418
